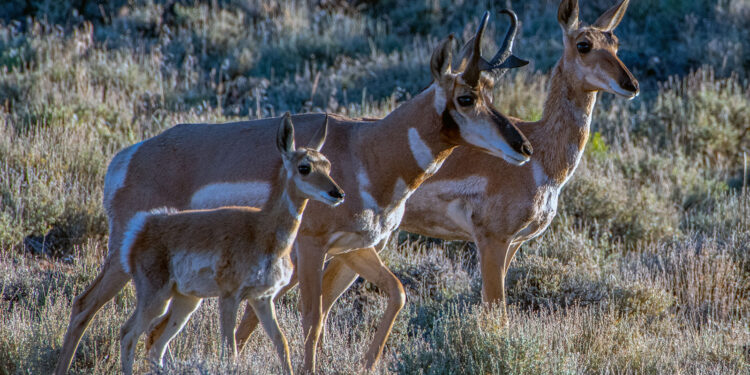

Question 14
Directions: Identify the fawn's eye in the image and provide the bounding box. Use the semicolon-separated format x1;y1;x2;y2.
456;95;476;107
577;41;592;53
298;165;311;175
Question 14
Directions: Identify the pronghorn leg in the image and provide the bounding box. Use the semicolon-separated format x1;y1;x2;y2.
297;240;326;373
503;241;523;274
475;234;512;323
338;247;405;371
318;256;359;350
235;270;299;353
250;297;293;375
147;294;201;368
120;289;171;375
55;253;131;375
218;296;241;360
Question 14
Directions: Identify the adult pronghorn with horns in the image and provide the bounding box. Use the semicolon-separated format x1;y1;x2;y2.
319;0;640;325
56;10;532;374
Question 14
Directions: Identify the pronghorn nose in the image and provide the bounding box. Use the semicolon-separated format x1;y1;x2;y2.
329;189;345;200
521;142;533;157
622;78;639;93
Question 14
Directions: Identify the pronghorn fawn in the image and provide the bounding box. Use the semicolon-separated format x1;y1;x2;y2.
55;11;530;374
315;0;640;327
118;113;343;375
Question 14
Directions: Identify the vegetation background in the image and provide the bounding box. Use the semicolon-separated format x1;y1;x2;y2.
1;0;749;373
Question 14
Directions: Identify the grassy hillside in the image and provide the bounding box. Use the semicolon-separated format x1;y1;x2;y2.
1;0;748;374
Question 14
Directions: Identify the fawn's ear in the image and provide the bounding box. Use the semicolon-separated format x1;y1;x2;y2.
592;0;629;31
276;112;296;157
307;114;328;152
558;0;579;34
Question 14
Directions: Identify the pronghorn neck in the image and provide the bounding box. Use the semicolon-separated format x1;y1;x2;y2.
263;164;307;233
527;59;597;186
352;84;456;209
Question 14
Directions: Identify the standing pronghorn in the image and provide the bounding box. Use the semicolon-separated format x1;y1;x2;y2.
312;0;640;326
119;113;343;375
404;0;640;315
55;11;532;374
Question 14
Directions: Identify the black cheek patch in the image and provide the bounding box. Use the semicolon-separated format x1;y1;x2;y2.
441;108;463;145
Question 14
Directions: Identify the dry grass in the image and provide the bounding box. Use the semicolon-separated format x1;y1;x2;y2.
1;0;749;374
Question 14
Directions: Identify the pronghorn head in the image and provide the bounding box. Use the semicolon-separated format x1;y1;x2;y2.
277;113;345;206
558;0;639;98
431;10;533;166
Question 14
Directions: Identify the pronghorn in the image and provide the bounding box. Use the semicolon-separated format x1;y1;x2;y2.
314;0;640;324
55;11;532;374
118;113;342;375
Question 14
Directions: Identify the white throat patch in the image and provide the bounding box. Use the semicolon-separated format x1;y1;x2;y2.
408;128;435;170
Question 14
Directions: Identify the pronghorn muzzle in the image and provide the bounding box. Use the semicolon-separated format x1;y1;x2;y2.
492;108;533;159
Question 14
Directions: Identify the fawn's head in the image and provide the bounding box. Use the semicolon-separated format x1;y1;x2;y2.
558;0;639;98
431;10;533;166
277;113;345;206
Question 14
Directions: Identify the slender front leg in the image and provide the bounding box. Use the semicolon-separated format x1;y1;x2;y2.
250;297;294;375
219;296;241;360
475;233;512;323
318;256;360;350
338;247;406;371
235;269;299;352
296;242;326;373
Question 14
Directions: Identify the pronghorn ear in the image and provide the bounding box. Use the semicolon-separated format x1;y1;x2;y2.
593;0;629;31
558;0;579;34
431;35;455;81
307;114;328;152
277;112;296;156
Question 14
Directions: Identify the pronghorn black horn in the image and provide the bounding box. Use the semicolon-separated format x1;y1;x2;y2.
482;9;529;78
462;10;529;86
489;10;519;66
461;11;490;87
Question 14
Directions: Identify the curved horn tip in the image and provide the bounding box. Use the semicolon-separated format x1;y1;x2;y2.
499;9;518;22
476;11;490;35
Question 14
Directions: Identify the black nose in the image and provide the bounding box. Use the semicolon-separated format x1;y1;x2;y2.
621;78;639;93
328;189;344;200
521;142;533;157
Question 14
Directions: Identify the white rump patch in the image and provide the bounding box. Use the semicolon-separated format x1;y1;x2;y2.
119;211;150;275
190;181;270;209
103;141;143;210
408;128;434;170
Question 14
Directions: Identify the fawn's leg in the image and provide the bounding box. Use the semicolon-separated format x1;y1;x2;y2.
250;297;293;375
236;270;299;352
120;290;171;375
147;293;202;367
219;296;241;360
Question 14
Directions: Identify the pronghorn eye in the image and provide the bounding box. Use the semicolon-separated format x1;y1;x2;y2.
577;41;592;54
456;95;476;107
298;165;311;175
